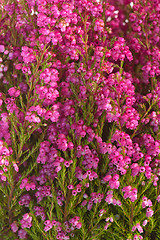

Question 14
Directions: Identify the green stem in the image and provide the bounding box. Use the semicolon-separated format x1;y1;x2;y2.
130;203;134;225
64;190;72;221
23;44;48;129
131;100;157;139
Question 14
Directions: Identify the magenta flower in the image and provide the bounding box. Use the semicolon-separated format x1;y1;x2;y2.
146;208;154;218
11;221;18;232
0;45;5;53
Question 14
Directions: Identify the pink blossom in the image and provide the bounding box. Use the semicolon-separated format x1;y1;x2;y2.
11;222;18;232
0;45;5;52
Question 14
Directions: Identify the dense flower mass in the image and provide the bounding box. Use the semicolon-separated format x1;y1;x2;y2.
0;0;160;239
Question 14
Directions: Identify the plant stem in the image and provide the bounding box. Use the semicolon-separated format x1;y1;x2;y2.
64;190;72;221
131;100;157;139
130;203;134;225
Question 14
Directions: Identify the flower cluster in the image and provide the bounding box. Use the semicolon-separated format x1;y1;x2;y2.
122;186;138;202
20;213;32;229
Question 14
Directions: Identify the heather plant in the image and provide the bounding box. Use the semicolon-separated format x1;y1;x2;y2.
0;0;160;240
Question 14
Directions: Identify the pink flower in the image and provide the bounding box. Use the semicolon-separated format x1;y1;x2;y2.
142;220;148;226
157;195;160;202
13;162;19;172
18;229;27;239
11;222;18;232
132;225;136;232
72;190;77;196
8;87;20;97
20;213;32;229
0;45;5;52
76;222;82;229
104;222;110;230
136;223;143;233
146;208;154;218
